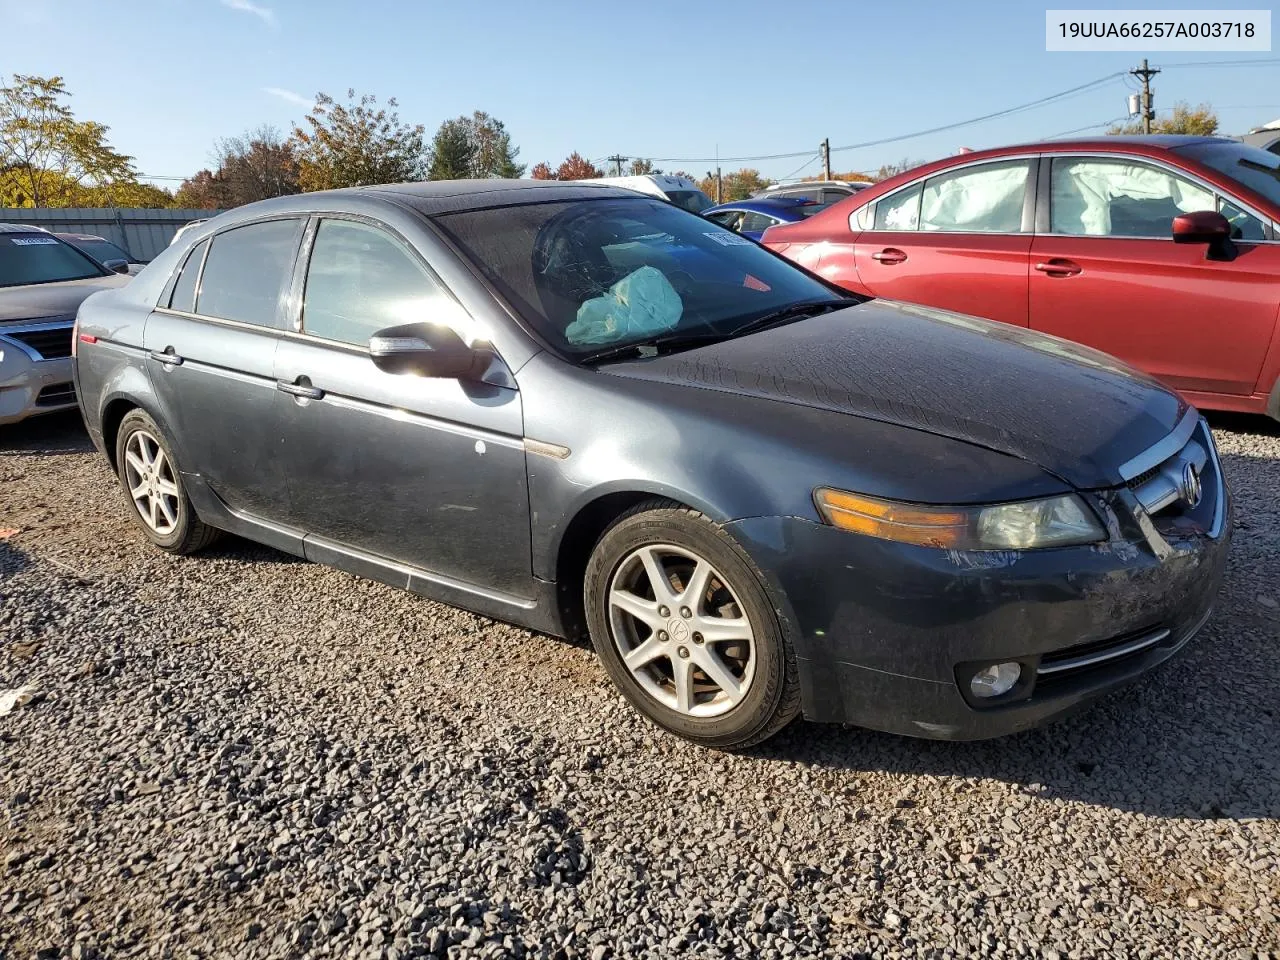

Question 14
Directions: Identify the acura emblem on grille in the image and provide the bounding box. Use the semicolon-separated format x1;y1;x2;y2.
1180;461;1203;508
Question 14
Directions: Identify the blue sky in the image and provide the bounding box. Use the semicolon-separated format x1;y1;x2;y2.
4;0;1279;188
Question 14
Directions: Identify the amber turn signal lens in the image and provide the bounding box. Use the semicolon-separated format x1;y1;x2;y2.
813;488;970;549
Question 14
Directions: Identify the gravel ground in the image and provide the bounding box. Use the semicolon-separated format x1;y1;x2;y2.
1;411;1278;960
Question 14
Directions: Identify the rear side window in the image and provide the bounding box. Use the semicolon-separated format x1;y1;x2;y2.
195;219;304;327
167;239;208;313
874;183;922;230
302;219;447;347
919;159;1030;233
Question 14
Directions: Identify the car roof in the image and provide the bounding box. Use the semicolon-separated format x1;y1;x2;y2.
54;232;110;242
200;179;647;226
0;223;51;234
706;198;816;214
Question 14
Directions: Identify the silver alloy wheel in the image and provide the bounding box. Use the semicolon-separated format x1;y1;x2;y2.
123;429;180;535
607;543;756;718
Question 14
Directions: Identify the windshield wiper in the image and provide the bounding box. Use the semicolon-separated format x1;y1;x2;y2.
728;298;856;337
577;331;731;366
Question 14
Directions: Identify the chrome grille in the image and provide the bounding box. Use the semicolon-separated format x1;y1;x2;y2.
6;323;74;360
1120;411;1221;522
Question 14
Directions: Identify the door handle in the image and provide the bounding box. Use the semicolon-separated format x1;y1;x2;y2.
276;379;324;400
870;248;907;264
148;348;184;366
1034;259;1082;277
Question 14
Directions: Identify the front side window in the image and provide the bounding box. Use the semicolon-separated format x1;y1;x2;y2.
1050;157;1214;237
436;197;844;358
168;239;209;313
1218;197;1268;241
874;183;922;231
738;211;779;234
919;160;1030;233
0;233;105;288
195;219;304;327
302;219;446;347
704;210;742;229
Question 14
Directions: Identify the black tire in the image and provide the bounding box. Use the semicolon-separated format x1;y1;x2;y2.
114;409;219;555
584;499;800;749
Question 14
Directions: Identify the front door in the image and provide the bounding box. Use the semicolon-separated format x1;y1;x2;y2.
274;217;533;597
1029;155;1280;396
851;157;1036;326
144;218;304;519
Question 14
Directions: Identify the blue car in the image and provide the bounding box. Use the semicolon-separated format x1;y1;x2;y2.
702;197;827;240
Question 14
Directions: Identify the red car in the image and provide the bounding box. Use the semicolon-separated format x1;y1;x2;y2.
763;135;1280;420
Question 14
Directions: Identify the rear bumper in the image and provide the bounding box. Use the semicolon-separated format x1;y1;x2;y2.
726;481;1231;740
0;344;75;426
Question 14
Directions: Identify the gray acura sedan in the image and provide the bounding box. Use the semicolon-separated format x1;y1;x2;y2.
73;181;1230;748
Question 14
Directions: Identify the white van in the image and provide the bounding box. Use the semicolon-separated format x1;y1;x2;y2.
583;174;714;213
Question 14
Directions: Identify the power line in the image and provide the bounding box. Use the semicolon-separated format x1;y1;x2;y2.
778;153;822;182
645;72;1126;163
1161;56;1280;68
827;73;1126;155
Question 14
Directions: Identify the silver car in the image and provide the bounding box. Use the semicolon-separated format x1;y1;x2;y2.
0;224;130;426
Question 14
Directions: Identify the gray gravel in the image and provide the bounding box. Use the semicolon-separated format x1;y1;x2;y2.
2;411;1278;960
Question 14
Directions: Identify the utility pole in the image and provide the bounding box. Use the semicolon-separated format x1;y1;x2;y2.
820;138;831;180
606;154;626;176
1130;58;1160;134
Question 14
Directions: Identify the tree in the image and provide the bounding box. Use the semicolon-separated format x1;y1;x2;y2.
1107;101;1218;136
697;168;771;202
467;111;524;179
530;161;555;180
873;158;925;181
174;169;229;209
82;181;175;208
555;152;602;180
427;111;525;180
628;158;655;175
176;126;299;209
290;89;427;192
0;73;137;207
427;118;473;180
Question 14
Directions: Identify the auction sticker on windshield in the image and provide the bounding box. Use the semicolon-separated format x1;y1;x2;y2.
704;232;754;246
10;237;60;245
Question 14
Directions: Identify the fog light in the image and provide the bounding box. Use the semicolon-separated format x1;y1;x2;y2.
970;662;1021;699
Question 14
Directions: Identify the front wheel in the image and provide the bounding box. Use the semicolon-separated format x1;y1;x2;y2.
584;500;800;749
114;409;219;555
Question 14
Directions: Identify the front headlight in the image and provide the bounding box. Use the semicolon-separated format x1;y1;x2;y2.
813;488;1105;550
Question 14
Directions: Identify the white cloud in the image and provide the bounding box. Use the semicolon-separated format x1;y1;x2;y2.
220;0;276;27
263;87;314;109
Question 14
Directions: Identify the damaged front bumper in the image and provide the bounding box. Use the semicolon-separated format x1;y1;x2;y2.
725;422;1232;740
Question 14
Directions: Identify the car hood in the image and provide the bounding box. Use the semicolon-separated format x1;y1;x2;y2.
0;274;131;324
601;299;1185;490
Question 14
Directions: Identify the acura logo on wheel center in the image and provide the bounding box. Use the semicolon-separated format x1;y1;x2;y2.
668;619;691;643
1180;462;1203;508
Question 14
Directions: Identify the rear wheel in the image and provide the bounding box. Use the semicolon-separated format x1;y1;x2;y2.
584;500;799;749
115;409;219;555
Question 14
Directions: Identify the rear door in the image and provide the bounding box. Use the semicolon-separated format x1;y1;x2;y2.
274;216;533;597
1029;154;1280;396
144;218;304;519
851;158;1036;326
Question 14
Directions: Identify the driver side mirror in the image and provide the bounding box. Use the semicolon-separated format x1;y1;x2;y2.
102;258;130;275
1172;211;1236;261
368;321;487;380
